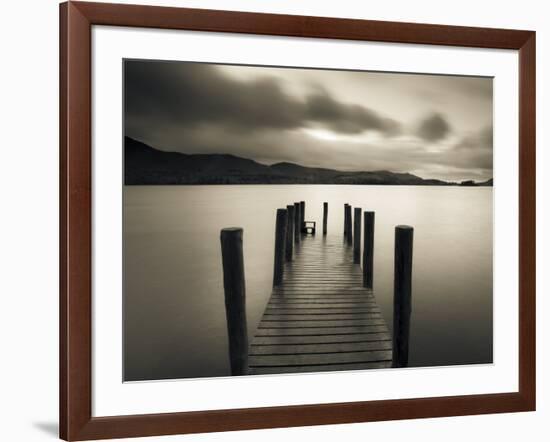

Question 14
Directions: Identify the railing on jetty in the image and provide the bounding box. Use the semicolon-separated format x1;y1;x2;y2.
220;202;413;375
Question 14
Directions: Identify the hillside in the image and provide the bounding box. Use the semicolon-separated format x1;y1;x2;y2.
124;137;491;186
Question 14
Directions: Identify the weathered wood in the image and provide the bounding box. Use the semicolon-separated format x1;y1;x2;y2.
269;295;374;300
275;283;366;289
249;361;392;375
323;202;328;235
353;207;362;263
363;211;375;289
268;298;378;304
250;341;392;355
344;203;349;236
220;228;248;375
392;225;414;368
263;313;383;321
251;333;391;345
268;303;379;310
345;204;353;245
250;235;392;374
300;201;305;231
258;319;387;328
275;285;370;291
285;205;295;262
255;325;389;336
293;202;301;244
249;350;392;366
273;209;288;286
265;308;381;315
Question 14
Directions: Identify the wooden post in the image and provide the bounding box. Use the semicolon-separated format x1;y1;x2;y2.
323;202;328;235
344;204;349;237
273;209;288;286
285;205;294;261
294;202;301;243
220;228;248;375
345;204;353;246
392;225;414;368
363;211;375;289
353;207;362;263
300;201;305;232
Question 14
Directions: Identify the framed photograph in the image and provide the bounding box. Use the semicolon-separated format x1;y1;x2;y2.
60;1;535;440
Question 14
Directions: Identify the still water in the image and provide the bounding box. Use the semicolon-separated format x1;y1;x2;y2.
124;185;493;381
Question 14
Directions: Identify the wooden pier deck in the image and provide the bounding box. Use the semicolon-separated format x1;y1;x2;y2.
248;235;393;375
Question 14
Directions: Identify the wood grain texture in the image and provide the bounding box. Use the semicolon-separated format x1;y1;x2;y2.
220;228;248;375
250;236;392;374
60;2;92;440
392;226;414;368
293;202;301;244
74;1;532;49
363;211;375;288
60;2;535;439
273;209;288;286
286;205;295;261
518;34;536;409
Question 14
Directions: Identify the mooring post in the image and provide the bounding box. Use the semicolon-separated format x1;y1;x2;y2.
300;201;305;232
392;225;414;368
285;205;295;262
323;202;328;235
273;208;288;286
294;202;301;243
353;207;362;263
363;211;375;288
344;204;349;237
220;228;248;375
345;204;353;246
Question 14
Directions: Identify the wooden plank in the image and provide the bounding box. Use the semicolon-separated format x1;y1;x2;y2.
248;234;392;374
249;350;392;366
265;305;378;312
255;325;389;336
257;319;387;328
271;292;374;297
248;361;391;375
268;302;378;308
269;294;375;299
262;313;382;321
251;333;391;345
276;286;365;290
281;280;364;284
275;283;367;287
264;308;381;315
273;292;371;296
250;341;392;355
269;297;375;301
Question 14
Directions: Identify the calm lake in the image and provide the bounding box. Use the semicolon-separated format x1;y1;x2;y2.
124;185;493;381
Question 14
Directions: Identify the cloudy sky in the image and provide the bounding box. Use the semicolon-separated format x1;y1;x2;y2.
124;60;493;182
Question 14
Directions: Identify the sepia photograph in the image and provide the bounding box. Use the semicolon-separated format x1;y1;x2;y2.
123;59;493;381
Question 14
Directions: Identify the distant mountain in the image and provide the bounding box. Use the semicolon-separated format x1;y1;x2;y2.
479;178;493;186
459;178;494;187
124;137;492;186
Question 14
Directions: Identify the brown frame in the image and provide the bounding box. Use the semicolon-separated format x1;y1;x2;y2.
59;1;536;440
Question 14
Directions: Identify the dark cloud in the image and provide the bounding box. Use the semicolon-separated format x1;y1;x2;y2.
125;60;400;138
305;92;401;135
416;113;452;142
125;61;304;132
124;60;493;181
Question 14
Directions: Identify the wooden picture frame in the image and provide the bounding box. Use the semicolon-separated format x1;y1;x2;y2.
60;1;536;440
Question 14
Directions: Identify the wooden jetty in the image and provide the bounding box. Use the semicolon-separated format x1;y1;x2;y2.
248;234;393;375
220;202;413;376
